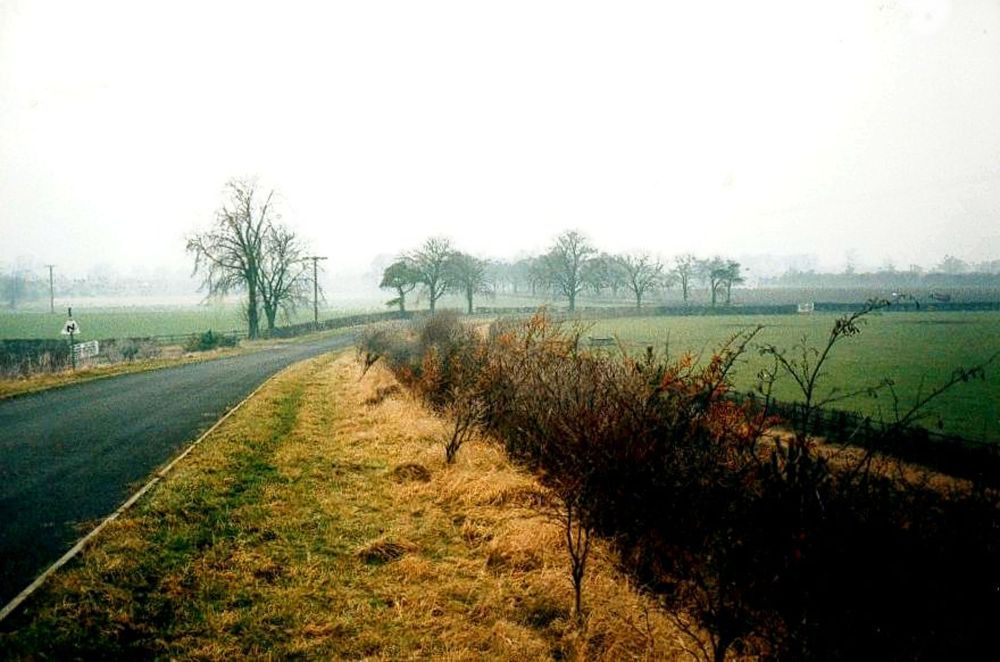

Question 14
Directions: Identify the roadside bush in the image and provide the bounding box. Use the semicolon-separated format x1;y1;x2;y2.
358;313;487;463
0;339;72;376
184;330;238;352
360;311;999;659
101;339;160;363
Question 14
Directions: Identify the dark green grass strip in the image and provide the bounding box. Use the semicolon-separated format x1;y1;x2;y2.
0;379;305;659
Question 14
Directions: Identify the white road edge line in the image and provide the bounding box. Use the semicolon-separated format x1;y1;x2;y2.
0;361;300;624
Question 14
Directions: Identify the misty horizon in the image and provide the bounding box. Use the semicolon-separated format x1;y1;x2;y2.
3;2;1000;281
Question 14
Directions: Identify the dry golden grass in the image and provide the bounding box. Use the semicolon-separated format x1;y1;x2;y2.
0;352;692;660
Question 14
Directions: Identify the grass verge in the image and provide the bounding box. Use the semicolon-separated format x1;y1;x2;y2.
0;352;685;659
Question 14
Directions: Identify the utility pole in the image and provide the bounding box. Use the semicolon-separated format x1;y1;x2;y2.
45;265;55;313
66;307;76;370
304;256;327;328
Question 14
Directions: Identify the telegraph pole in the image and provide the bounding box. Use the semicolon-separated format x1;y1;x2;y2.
305;256;327;328
45;264;55;313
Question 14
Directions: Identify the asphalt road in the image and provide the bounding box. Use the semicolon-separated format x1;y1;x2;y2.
0;334;354;608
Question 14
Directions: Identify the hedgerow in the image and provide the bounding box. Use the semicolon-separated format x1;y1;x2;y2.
359;310;998;660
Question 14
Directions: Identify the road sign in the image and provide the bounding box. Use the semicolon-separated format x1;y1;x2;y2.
61;320;80;335
73;340;100;360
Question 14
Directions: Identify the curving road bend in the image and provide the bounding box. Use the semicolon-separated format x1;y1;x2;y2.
0;334;354;609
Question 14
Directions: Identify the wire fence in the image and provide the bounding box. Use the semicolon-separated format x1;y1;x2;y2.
475;299;1000;318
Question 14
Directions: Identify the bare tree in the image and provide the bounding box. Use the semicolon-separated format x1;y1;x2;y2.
543;230;596;312
380;259;420;312
618;253;664;309
445;252;489;314
557;487;593;624
526;256;551;297
718;259;744;305
409;237;454;312
699;256;728;307
673;253;699;303
259;225;311;333
187;178;307;339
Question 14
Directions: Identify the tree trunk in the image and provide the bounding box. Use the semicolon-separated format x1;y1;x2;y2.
395;287;406;312
466;287;473;314
710;280;718;307
568;291;576;312
681;279;689;303
264;305;277;334
573;572;584;622
714;633;734;662
635;291;642;309
246;282;260;339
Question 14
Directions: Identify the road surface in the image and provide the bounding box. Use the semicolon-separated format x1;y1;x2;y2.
0;334;354;608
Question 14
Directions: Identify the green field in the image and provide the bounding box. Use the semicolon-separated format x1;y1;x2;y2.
3;305;997;441
588;312;1000;442
0;305;342;341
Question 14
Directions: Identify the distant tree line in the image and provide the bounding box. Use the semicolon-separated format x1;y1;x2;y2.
379;231;747;313
764;255;1000;290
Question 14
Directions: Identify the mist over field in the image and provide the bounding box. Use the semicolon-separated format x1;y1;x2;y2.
1;0;999;288
1;0;998;427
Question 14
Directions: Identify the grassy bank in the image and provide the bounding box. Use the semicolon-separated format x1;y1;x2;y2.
0;352;684;659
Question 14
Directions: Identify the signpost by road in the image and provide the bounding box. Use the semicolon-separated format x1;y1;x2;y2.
60;308;79;369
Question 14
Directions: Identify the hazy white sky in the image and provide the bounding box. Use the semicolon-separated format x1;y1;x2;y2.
1;0;998;276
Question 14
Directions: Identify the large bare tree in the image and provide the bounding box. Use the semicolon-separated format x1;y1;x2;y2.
543;230;596;312
187;178;308;338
